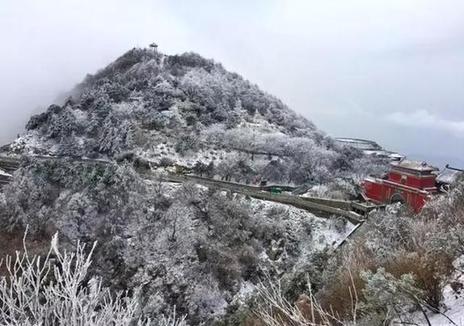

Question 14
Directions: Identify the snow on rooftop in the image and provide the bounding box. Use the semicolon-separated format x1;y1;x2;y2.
335;137;377;144
391;160;439;172
437;167;463;184
335;138;382;151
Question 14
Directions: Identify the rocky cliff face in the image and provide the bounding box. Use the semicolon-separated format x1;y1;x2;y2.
0;47;379;324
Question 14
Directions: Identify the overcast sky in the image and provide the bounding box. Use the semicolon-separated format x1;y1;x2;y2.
1;0;463;166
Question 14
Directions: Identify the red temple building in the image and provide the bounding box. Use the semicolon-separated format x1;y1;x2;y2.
362;160;440;213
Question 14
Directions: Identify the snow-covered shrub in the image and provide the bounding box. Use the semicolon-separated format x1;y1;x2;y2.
0;233;186;326
159;157;175;167
103;81;130;103
360;268;424;324
175;135;199;156
315;181;464;323
304;178;358;200
0;160;151;240
254;276;357;325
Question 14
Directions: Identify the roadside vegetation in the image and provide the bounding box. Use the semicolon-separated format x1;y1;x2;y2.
250;178;464;325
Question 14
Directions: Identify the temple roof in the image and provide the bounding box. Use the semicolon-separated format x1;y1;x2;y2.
391;160;439;173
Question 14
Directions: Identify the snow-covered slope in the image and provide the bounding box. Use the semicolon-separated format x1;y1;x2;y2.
0;158;355;324
7;47;370;185
0;46;386;324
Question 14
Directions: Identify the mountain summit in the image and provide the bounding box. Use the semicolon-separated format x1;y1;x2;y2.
11;47;362;185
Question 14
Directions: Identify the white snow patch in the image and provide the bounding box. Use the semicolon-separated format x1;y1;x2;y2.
75;137;85;146
248;197;356;252
71;109;88;121
11;132;50;155
406;256;464;326
234;281;256;303
113;102;136;114
302;185;330;198
0;168;11;177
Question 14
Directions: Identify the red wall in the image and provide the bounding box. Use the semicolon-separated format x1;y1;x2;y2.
364;178;430;213
388;171;436;190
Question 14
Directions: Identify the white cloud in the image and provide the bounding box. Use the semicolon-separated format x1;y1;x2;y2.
386;110;464;137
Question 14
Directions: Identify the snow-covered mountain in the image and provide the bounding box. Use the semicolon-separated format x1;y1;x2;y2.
0;47;389;325
8;47;370;185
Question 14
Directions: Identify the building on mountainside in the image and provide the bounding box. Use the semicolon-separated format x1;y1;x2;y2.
335;137;404;161
437;165;464;186
362;160;463;213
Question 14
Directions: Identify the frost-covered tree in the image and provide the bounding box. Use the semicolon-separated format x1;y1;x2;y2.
13;45;377;188
0;233;186;326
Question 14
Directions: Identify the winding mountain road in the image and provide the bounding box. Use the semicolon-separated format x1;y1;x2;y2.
0;154;372;225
